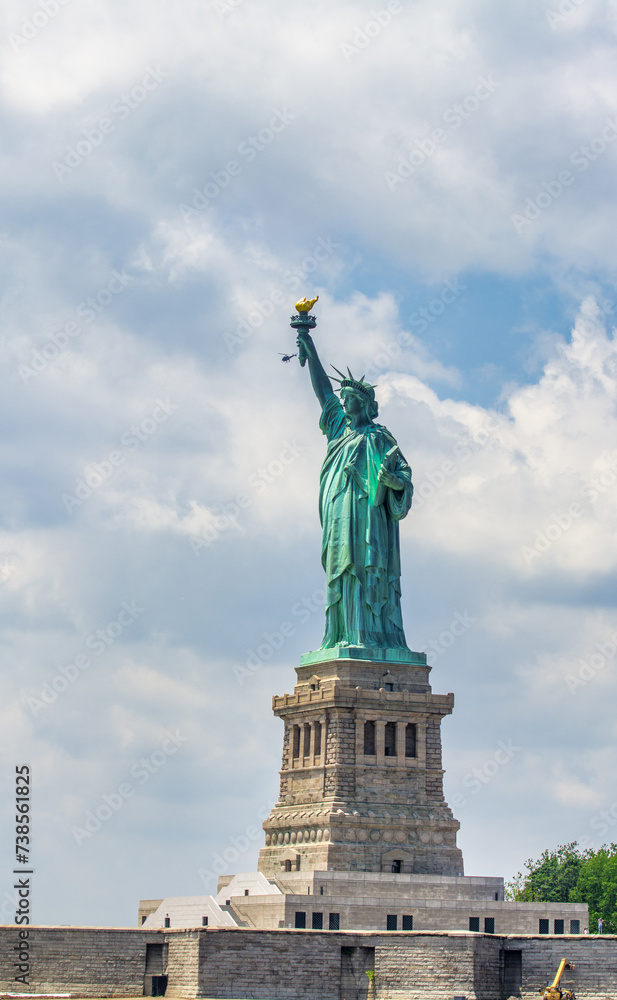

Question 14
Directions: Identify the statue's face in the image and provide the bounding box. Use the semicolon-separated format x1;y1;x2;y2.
341;388;369;419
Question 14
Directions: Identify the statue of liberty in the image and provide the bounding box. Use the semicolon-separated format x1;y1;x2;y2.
296;326;413;652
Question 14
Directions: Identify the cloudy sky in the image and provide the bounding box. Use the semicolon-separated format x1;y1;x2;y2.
2;0;617;927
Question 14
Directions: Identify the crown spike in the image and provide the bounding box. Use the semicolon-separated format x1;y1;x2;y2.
328;364;377;401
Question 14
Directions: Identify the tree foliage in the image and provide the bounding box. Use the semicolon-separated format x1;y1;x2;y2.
506;842;617;932
569;848;617;933
506;842;585;904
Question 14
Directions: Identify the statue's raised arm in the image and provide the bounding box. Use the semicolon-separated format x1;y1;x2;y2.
295;330;334;409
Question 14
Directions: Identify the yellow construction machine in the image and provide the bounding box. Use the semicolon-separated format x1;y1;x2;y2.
540;959;576;1000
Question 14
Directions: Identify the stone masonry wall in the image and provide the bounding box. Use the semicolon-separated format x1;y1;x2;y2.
324;708;356;798
196;928;499;1000
165;931;200;998
511;935;617;1000
199;930;617;1000
198;927;342;1000
375;932;501;1000
0;927;153;997
425;718;445;800
2;926;617;999
278;723;291;798
354;764;425;804
425;719;443;770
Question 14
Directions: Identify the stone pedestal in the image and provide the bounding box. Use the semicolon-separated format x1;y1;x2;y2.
258;648;463;878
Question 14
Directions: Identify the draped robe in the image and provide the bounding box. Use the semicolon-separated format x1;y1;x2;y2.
318;394;413;650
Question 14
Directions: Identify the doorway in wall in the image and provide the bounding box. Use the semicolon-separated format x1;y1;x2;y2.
340;945;375;1000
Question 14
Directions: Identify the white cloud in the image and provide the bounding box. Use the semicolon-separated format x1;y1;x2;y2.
383;299;617;580
2;0;617;923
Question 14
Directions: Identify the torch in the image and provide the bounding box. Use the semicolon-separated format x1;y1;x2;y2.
290;296;319;367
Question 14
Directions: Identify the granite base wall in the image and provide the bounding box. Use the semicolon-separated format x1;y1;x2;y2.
0;927;154;997
197;928;505;1000
1;925;616;1000
514;935;617;999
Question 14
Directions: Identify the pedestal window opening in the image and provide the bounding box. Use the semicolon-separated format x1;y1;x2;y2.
364;721;376;755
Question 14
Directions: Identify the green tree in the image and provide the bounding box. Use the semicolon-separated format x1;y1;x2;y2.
506;842;617;932
505;842;586;903
570;845;617;933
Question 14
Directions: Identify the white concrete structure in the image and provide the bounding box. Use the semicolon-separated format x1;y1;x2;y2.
215;871;283;905
139;872;588;935
140;894;236;929
139;875;282;930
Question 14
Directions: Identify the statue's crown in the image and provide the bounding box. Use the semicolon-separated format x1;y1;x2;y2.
331;367;377;401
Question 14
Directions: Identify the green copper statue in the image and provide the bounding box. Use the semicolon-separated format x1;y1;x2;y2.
295;323;413;653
